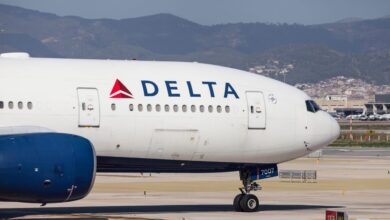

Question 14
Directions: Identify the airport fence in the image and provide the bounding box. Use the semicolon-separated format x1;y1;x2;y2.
278;170;317;183
330;131;390;147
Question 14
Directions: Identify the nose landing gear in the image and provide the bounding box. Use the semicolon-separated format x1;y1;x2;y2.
233;169;262;212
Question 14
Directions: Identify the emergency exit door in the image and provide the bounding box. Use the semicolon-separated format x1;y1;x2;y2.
246;91;266;129
77;88;100;127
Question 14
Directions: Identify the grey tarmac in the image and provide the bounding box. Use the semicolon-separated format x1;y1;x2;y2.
1;148;390;220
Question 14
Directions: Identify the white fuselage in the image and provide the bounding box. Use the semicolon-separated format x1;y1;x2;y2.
0;57;339;166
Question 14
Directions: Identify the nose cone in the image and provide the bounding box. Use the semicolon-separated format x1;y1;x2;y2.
308;112;340;151
329;116;340;143
318;113;340;147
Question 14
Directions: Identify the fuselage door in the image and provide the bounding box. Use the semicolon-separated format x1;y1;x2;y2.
246;91;266;129
77;88;100;127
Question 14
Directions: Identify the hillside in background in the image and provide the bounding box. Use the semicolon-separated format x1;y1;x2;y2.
0;4;389;84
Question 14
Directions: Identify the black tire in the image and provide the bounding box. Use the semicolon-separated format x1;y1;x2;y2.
239;194;259;212
233;194;244;212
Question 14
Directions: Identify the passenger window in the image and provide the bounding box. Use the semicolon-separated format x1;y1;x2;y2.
199;105;205;112
217;105;222;113
111;103;116;111
0;101;3;109
191;105;196;112
138;104;143;112
164;104;170;112
129;104;134;111
8;101;14;109
225;105;230;113
156;104;161;112
147;104;152;112
208;105;213;113
27;102;33;110
182;105;187;112
18;102;23;109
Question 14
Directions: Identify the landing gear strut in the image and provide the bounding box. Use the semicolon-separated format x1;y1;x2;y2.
233;169;261;212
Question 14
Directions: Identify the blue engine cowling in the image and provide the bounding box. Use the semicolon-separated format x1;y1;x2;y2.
0;132;96;203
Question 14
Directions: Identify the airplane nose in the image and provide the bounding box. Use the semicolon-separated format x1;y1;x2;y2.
329;116;340;142
308;112;341;151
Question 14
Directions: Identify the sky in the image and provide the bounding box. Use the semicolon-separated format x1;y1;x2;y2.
0;0;390;25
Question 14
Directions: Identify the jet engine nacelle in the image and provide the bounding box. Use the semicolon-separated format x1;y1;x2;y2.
0;133;96;203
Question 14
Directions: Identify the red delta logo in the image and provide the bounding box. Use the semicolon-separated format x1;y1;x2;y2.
109;79;240;99
109;79;133;98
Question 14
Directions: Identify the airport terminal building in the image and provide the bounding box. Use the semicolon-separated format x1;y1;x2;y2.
316;94;390;116
315;95;366;115
365;94;390;114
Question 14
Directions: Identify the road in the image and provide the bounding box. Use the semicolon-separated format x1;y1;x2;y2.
323;147;390;157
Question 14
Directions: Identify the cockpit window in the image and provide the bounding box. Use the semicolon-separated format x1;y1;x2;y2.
306;100;321;113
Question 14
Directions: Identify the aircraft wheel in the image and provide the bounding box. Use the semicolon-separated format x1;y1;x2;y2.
239;194;259;212
233;194;244;212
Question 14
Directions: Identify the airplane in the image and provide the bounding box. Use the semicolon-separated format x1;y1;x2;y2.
0;52;340;212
